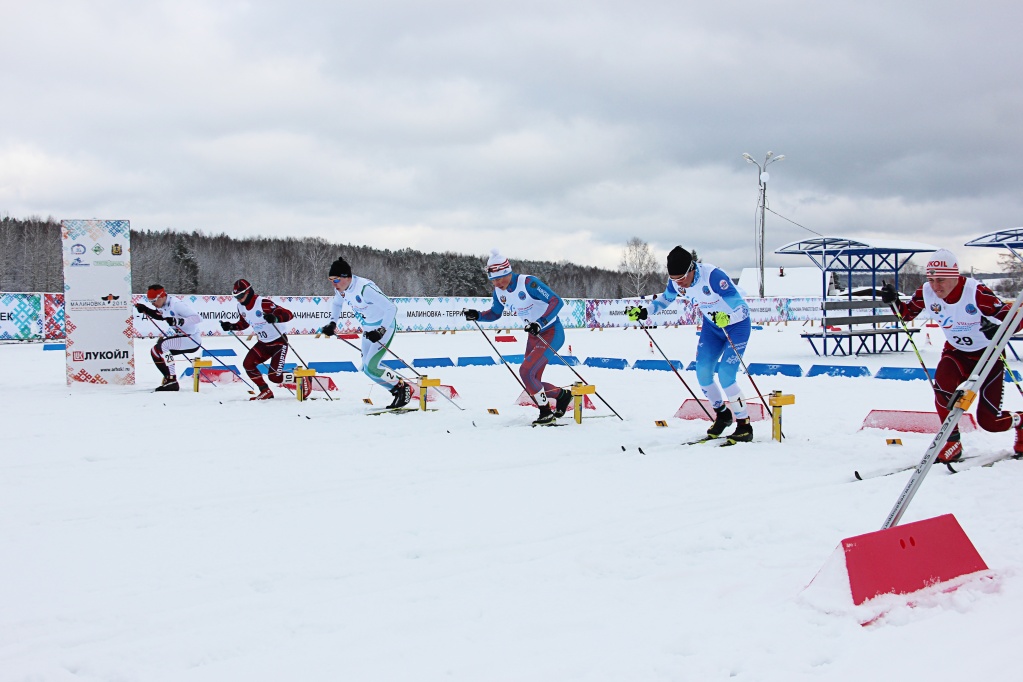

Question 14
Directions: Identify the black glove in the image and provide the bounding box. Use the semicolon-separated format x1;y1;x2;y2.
524;322;541;335
880;282;899;305
135;303;155;317
464;309;480;321
365;326;386;343
220;320;234;332
980;317;1000;340
164;316;183;327
263;313;278;324
320;321;337;337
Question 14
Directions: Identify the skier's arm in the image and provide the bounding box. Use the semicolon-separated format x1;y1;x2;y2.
525;277;563;326
649;280;679;314
261;299;293;324
894;287;926;323
477;290;505;323
976;283;1022;330
361;283;397;329
708;268;745;311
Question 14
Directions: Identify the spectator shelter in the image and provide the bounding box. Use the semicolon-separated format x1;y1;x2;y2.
775;237;938;356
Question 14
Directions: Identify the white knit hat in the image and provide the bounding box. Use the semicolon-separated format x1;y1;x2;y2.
925;249;959;278
485;249;512;280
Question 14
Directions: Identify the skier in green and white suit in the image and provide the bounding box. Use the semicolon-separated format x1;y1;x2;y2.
319;256;411;409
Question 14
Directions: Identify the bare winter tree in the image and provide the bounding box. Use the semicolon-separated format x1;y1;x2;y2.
619;237;661;297
996;252;1023;296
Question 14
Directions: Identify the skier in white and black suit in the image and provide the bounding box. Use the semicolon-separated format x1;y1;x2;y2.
626;246;753;442
134;284;203;392
318;256;412;410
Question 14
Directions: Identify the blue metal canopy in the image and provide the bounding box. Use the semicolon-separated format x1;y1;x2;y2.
775;236;939;294
965;229;1023;250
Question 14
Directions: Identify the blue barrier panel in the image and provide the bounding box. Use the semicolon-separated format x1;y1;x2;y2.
202;348;237;357
807;364;872;378
632;359;684;371
583;357;629;370
1006;369;1022;382
457;356;497;366
752;325;764;330
503;354;525;364
747;363;803;377
875;367;934;381
183;364;239;376
308;361;358;373
687;360;697;371
413;357;455;368
43;343;65;351
552;354;580;366
382;359;404;370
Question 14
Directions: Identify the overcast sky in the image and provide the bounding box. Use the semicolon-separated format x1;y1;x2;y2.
2;0;1021;275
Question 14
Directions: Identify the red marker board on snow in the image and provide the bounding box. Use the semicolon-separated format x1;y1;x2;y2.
860;410;978;434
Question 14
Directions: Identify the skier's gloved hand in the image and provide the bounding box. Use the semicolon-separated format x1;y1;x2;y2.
880;282;899;305
980;317;1001;340
263;313;278;324
365;326;386;343
712;312;730;327
220;320;234;332
134;303;154;316
524;322;541;335
626;306;648;322
463;309;480;321
320;321;337;337
164;316;183;327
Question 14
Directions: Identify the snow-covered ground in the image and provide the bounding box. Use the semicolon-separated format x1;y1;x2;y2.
3;324;1022;681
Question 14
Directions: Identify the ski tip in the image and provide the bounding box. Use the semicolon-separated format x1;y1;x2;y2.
620;445;626;451
853;471;863;481
638;447;646;455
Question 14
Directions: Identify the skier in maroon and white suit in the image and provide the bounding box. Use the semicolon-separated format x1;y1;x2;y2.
219;278;294;400
881;248;1023;462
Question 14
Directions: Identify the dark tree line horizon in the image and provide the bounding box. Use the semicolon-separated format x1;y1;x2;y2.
0;215;626;298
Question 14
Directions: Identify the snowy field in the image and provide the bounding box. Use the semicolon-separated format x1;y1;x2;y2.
3;324;1023;681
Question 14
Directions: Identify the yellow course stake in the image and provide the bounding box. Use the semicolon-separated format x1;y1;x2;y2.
571;381;596;424
417;376;441;411
294;367;318;402
768;390;795;442
191;358;213;392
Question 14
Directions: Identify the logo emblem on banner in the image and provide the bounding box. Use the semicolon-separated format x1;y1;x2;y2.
92;244;104;255
111;243;123;256
72;243;86;255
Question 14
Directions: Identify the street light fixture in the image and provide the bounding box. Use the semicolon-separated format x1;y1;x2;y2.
742;151;785;298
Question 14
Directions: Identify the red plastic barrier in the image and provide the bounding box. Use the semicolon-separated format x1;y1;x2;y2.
284;376;338;392
673;398;766;422
841;514;988;605
860;410;978;433
411;384;459;402
495;335;518;342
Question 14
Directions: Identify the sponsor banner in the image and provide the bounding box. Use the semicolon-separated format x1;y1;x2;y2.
61;220;134;385
586;298;699;329
0;293;42;340
44;293;65;339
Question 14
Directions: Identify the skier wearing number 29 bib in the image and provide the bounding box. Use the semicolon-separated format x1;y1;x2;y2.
881;248;1023;462
219;278;295;401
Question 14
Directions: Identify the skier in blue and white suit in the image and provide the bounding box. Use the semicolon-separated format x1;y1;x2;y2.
627;246;753;442
464;249;573;425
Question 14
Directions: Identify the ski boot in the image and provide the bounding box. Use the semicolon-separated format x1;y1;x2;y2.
533;405;557;426
1014;413;1023;456
250;387;274;401
728;418;753;443
707;405;734;438
553;388;573;418
155;376;179;392
387;379;412;409
936;432;963;463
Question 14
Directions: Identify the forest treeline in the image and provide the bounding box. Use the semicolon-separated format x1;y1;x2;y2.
0;216;626;298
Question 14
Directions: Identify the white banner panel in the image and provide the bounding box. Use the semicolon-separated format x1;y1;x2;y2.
62;220;134;385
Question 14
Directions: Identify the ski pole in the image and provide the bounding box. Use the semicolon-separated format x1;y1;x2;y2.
268;323;334;400
884;281;935;391
471;320;542;408
531;329;624;421
639;323;712;419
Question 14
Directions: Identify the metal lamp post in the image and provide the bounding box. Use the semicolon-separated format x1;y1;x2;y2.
742;151;785;298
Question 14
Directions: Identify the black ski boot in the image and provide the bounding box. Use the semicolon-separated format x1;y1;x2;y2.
533;405;557;425
387;379;412;409
553;388;573;418
155;376;179;392
728;418;753;442
707;405;733;437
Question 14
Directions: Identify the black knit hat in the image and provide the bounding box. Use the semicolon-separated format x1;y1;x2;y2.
329;256;352;278
666;246;694;277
